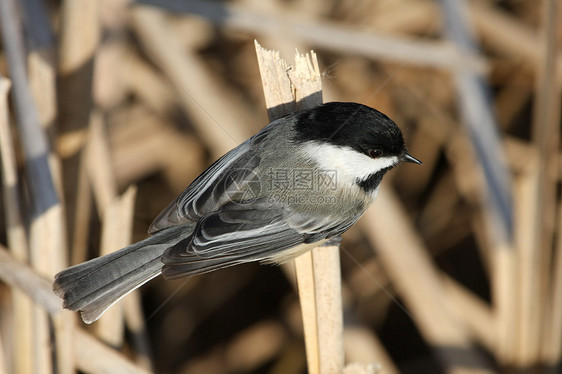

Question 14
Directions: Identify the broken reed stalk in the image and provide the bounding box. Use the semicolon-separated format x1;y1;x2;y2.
0;76;35;374
83;107;153;366
94;186;137;347
254;41;344;374
0;0;73;372
86;111;126;346
0;246;153;374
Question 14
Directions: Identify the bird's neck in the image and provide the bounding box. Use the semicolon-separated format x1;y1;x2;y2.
356;167;391;196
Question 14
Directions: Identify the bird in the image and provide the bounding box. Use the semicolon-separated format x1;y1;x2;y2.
53;102;421;323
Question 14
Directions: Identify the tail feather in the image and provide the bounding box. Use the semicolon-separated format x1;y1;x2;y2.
53;224;193;324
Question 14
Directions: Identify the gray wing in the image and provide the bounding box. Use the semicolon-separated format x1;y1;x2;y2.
149;136;262;233
148;121;282;233
160;198;354;279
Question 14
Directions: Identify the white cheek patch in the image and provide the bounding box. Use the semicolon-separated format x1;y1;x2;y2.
301;141;399;187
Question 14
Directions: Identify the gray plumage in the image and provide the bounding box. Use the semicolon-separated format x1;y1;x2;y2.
53;224;194;323
53;102;419;323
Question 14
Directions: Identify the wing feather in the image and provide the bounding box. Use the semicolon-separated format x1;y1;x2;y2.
149;140;259;233
149;121;282;234
160;198;357;279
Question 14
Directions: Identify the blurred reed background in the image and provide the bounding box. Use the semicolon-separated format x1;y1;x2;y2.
0;0;560;373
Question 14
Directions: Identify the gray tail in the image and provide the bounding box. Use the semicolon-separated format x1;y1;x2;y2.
53;224;192;324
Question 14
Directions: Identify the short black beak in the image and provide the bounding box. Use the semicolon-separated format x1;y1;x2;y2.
401;152;422;165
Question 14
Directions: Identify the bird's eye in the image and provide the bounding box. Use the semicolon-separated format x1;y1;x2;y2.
368;149;382;158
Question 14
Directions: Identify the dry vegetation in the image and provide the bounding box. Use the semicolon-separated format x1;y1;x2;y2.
0;0;561;373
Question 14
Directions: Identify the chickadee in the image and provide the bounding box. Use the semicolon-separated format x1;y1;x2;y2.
53;102;421;323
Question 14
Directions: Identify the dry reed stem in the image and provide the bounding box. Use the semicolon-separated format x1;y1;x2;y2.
445;132;518;363
87;110;122;345
86;111;118;214
0;247;61;315
85;110;152;362
283;256;398;372
500;0;561;366
0;310;12;374
224;321;286;372
441;0;512;244
442;276;495;352
370;0;437;35
343;328;398;374
0;76;34;374
58;0;100;276
108;106;204;192
441;0;517;366
360;189;495;373
71;155;93;265
57;0;99;147
547;195;562;367
293;253;321;374
74;329;153;374
22;0;56;130
0;0;73;371
30;211;72;374
58;0;100;76
93;42;129;110
342;363;380;374
68;112;97;266
27;47;58;137
131;5;254;156
513;159;541;364
95;187;137;346
0;246;154;374
0;328;5;374
121;49;178;117
254;41;345;374
344;240;495;354
469;1;562;87
55;5;101;369
533;0;562;365
493;245;518;364
370;1;562;86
